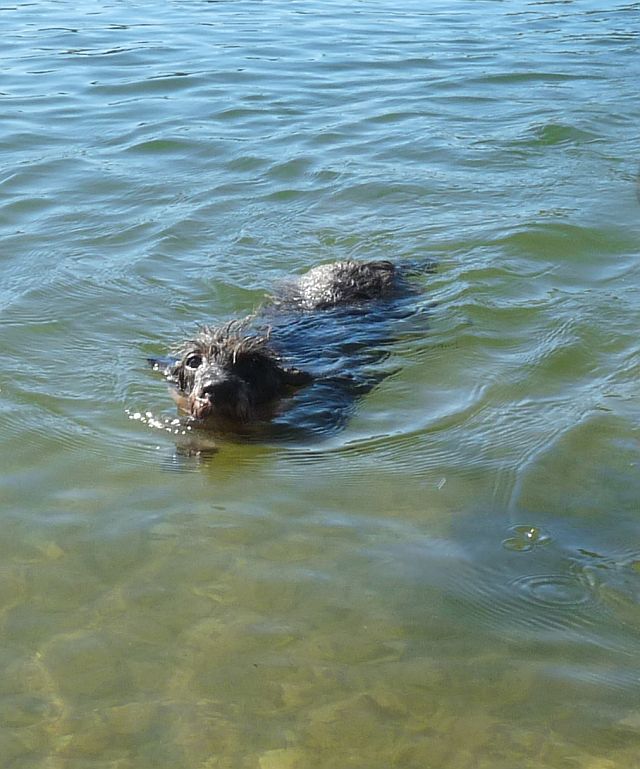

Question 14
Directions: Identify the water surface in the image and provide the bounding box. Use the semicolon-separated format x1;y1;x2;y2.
1;1;640;767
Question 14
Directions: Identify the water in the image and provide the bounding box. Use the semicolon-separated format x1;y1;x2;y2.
1;0;639;766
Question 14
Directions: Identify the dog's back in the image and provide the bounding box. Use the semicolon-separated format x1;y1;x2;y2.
273;259;399;310
261;260;420;439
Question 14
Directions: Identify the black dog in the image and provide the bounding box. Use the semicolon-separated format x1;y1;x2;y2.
150;259;421;440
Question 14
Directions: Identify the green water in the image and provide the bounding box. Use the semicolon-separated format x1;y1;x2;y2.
1;0;640;766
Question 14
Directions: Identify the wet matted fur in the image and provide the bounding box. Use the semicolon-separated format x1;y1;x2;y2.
165;320;311;423
150;259;418;436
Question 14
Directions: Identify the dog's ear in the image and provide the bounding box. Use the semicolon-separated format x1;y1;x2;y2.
282;367;313;388
147;357;180;383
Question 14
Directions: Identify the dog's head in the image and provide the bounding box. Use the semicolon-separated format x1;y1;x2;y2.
150;321;311;423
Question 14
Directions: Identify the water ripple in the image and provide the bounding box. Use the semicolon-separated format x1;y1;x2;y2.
510;573;594;609
0;0;639;765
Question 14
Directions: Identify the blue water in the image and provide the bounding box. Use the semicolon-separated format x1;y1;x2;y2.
1;1;640;767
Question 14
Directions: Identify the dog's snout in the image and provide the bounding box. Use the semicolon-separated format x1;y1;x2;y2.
198;380;237;403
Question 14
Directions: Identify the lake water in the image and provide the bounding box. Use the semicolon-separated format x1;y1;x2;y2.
2;0;640;766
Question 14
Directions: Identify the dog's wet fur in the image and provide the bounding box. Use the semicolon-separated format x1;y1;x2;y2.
150;259;422;440
166;320;312;423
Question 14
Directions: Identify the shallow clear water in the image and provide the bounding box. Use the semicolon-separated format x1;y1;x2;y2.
1;0;640;766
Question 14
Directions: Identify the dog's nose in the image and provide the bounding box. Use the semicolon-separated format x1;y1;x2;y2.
198;380;237;403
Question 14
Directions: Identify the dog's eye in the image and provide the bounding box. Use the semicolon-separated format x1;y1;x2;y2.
185;354;203;369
